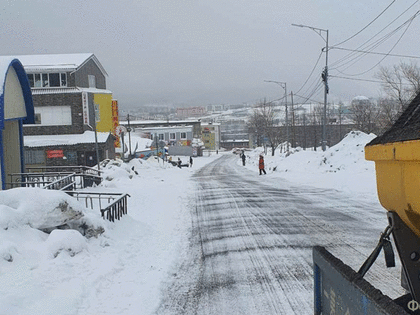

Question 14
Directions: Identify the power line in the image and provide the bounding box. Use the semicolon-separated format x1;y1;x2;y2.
330;47;420;59
330;75;417;90
332;0;396;47
295;51;323;96
329;75;385;84
335;11;419;76
330;2;419;70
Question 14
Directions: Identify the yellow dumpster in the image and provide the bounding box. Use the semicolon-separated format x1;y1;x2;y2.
365;94;420;237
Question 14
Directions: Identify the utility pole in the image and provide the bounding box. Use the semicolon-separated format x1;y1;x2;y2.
127;114;132;157
291;91;295;148
264;80;289;153
292;23;329;151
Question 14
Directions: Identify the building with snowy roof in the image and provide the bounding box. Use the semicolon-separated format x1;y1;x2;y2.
1;53;118;167
0;57;35;189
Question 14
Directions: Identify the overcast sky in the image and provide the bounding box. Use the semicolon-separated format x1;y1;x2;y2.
2;0;420;110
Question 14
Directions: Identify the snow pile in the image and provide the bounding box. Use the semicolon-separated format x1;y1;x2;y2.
243;130;378;195
0;188;105;234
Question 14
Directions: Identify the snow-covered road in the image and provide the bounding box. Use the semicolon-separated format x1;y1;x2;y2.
155;154;404;314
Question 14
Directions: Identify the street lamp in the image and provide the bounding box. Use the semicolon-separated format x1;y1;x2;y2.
265;80;289;153
292;23;329;151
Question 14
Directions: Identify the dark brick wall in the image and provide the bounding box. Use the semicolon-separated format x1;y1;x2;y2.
23;93;85;135
75;59;106;89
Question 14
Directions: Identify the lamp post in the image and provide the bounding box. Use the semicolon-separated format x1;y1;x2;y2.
265;80;289;153
292;23;329;151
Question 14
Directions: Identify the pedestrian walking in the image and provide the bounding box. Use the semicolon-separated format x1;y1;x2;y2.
241;151;246;166
177;158;182;168
190;156;193;167
259;155;266;175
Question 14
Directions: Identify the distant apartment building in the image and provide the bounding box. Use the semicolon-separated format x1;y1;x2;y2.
120;119;204;156
176;106;206;118
4;53;119;167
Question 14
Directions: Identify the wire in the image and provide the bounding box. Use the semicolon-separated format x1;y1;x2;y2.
330;47;420;59
335;11;419;76
330;2;419;70
295;51;323;96
329;75;385;84
332;0;396;47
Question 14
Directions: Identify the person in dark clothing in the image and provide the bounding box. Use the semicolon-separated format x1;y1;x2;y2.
241;152;246;166
259;155;266;175
177;158;182;168
189;156;193;167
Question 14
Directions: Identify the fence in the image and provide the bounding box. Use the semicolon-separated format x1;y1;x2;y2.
66;191;130;222
7;167;129;222
7;171;102;190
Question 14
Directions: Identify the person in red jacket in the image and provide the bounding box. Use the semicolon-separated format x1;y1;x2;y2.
259;155;266;175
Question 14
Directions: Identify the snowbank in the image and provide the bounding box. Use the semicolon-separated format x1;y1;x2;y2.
243;131;378;196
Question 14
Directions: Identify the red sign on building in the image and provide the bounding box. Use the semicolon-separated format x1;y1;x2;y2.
47;150;64;158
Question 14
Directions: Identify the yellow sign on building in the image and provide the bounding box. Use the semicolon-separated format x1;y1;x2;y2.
94;93;113;132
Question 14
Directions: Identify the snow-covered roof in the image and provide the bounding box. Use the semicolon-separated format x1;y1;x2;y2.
120;119;201;125
31;87;113;95
352;95;369;101
2;53;108;76
24;131;112;148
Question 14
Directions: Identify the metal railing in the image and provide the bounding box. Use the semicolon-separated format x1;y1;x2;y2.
7;167;129;222
43;173;77;191
66;191;130;222
25;165;102;176
7;171;102;190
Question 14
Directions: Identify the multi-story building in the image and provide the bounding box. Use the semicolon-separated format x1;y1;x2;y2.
4;53;119;167
201;122;220;151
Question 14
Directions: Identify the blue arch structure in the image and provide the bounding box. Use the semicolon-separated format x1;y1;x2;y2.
0;58;35;189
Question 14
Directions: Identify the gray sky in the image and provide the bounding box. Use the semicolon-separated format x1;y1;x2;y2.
2;0;420;110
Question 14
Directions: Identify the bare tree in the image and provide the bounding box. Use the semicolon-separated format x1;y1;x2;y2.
376;61;420;112
376;97;401;134
349;97;380;134
248;99;281;156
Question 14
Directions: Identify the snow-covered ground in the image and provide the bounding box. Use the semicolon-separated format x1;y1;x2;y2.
0;131;383;314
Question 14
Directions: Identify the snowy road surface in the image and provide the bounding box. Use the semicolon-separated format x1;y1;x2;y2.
156;154;404;315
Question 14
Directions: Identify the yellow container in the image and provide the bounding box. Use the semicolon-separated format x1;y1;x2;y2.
365;140;420;237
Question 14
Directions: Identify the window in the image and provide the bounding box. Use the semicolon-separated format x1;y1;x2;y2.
34;73;41;87
27;74;34;87
181;132;187;139
169;133;176;140
61;73;67;86
158;134;164;140
42;74;48;87
33;106;72;126
94;103;100;122
35;113;41;124
88;75;96;88
49;73;60;87
24;150;45;165
27;73;68;88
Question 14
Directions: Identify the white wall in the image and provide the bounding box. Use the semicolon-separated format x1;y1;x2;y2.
4;66;27;120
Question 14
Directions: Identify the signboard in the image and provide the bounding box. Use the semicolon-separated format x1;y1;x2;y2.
111;100;121;148
82;91;89;125
47;150;64;159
